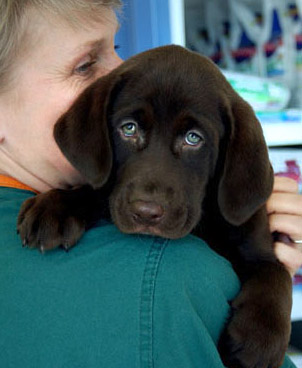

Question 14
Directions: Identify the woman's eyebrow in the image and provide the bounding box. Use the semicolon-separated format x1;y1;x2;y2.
66;40;103;71
73;39;104;54
71;17;120;53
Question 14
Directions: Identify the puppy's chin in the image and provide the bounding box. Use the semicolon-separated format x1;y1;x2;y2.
110;206;199;240
118;225;188;240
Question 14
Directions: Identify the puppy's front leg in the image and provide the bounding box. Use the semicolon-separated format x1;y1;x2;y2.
217;208;293;368
219;262;292;368
17;185;106;252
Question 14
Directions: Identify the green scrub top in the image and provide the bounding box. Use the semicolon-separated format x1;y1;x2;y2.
0;187;296;368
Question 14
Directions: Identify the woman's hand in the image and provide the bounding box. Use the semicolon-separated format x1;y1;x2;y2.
267;176;302;276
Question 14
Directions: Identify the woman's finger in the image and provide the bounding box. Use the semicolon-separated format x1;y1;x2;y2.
274;242;302;277
266;192;302;216
268;213;302;241
272;176;299;193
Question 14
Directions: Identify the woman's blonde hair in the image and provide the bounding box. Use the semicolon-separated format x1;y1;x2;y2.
0;0;122;92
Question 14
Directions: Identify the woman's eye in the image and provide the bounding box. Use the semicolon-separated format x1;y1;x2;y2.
185;131;204;146
121;121;138;137
74;60;97;76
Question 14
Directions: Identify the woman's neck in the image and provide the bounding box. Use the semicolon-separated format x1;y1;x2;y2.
0;152;53;192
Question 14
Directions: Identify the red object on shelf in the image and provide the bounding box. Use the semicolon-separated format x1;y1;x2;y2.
293;275;302;285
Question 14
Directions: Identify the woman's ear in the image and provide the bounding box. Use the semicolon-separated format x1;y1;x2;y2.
218;95;274;226
54;72;121;188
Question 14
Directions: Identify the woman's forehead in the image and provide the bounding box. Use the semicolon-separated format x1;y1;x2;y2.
21;5;118;59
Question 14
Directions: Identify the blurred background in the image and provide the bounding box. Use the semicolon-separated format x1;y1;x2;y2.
115;0;302;364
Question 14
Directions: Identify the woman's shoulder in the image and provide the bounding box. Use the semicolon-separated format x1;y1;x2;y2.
162;234;239;284
0;188;241;368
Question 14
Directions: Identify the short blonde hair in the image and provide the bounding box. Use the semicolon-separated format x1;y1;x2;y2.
0;0;122;92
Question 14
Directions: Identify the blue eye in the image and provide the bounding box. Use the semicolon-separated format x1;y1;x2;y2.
185;131;203;146
121;121;137;137
75;61;96;73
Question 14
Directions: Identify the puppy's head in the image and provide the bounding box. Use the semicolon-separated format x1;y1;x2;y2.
54;45;273;238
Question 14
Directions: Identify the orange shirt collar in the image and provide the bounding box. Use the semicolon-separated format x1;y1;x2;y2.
0;175;39;194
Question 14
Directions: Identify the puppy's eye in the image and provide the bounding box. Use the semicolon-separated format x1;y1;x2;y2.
185;131;204;146
121;121;138;137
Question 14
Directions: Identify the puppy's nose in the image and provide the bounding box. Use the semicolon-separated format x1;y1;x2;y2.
131;200;164;225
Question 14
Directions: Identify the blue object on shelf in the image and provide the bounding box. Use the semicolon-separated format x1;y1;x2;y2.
256;110;302;124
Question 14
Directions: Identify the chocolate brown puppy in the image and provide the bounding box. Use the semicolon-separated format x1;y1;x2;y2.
17;45;292;368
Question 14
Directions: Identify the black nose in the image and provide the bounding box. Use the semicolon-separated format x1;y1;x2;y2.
131;200;164;225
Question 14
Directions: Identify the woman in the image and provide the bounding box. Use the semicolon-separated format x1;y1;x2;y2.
0;1;301;367
267;176;302;276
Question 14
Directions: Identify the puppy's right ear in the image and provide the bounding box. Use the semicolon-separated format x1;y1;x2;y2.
54;72;121;188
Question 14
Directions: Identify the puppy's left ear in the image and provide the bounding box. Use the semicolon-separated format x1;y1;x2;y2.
218;95;274;226
54;71;122;188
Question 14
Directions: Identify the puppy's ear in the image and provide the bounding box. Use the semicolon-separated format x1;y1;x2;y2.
218;96;273;225
54;72;121;188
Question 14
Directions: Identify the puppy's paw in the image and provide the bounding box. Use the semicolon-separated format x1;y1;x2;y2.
218;293;290;368
17;190;85;252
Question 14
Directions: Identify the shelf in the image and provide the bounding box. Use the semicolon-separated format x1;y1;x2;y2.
262;122;302;146
256;110;302;147
292;286;302;321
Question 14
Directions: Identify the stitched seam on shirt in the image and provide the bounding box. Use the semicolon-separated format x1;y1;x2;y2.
139;237;168;368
